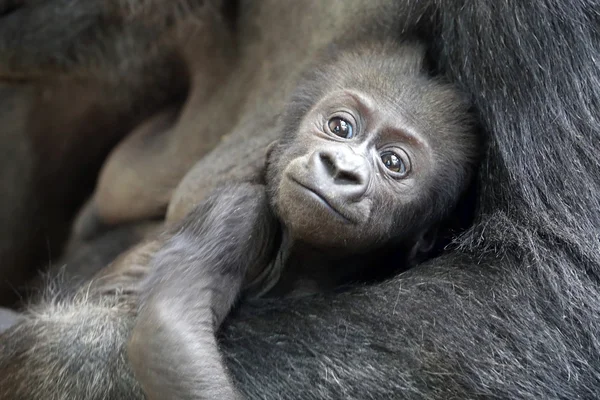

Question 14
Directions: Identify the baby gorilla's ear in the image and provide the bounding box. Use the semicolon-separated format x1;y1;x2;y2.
408;227;439;264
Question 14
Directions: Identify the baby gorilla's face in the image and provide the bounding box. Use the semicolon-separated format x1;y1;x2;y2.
269;89;439;251
266;42;479;253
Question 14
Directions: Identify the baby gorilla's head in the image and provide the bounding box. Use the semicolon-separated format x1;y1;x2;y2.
267;40;479;254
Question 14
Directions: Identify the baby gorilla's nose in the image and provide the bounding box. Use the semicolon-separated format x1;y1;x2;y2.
312;146;370;200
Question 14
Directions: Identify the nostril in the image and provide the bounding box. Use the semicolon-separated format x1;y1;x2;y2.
318;152;363;185
319;152;337;176
318;151;365;185
336;170;362;185
316;149;367;187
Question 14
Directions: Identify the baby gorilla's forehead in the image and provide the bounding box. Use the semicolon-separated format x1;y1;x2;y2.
330;79;474;152
350;73;477;166
330;70;468;137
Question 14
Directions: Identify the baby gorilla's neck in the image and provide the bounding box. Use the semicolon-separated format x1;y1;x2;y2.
264;238;406;298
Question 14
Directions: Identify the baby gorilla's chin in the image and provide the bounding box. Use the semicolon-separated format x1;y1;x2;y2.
276;176;373;250
285;215;370;251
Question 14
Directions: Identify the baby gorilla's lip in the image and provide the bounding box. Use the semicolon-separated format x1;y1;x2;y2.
289;177;356;224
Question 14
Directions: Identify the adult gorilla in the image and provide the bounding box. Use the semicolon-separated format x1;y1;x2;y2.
1;0;600;399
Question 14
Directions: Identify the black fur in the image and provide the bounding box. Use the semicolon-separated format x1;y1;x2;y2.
1;0;599;399
220;2;600;399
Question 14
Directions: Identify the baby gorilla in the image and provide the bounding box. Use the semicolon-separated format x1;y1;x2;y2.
127;39;479;400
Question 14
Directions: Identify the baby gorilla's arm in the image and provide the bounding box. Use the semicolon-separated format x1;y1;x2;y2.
127;183;279;400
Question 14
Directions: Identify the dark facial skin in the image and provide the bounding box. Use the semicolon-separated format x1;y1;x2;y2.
125;39;479;400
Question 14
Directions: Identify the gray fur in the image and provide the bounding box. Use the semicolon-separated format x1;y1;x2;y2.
0;0;599;399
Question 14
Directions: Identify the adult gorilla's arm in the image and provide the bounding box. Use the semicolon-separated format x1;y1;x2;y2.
0;0;227;78
223;1;600;398
224;257;514;398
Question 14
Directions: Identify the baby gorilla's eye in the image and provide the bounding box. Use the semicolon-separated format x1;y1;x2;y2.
380;150;409;177
327;117;354;139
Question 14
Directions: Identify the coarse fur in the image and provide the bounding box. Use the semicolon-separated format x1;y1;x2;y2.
0;0;599;399
124;40;477;399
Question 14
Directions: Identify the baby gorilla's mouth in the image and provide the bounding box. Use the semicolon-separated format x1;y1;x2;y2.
290;178;355;224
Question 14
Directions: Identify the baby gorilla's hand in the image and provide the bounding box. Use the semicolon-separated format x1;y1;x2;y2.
128;182;279;400
158;182;280;304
